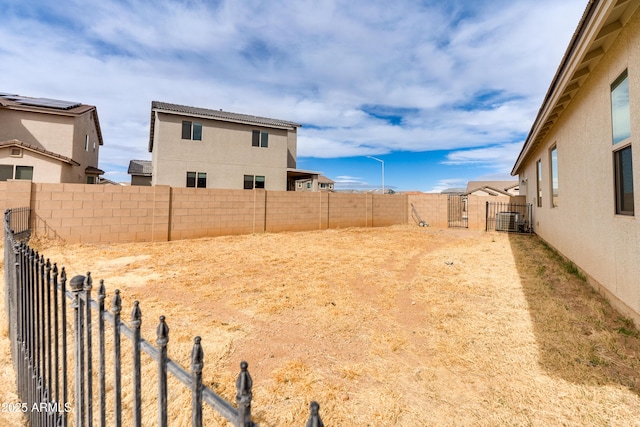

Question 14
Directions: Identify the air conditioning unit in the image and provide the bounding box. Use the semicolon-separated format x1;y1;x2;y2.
496;212;520;232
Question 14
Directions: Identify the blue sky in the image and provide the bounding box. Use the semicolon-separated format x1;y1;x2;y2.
0;0;587;192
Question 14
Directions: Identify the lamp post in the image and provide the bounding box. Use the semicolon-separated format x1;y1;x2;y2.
366;156;385;195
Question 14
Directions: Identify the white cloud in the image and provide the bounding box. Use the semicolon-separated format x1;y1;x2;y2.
0;0;586;180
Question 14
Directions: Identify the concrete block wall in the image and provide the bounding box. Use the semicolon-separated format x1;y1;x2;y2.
169;188;265;240
265;191;328;233
1;181;524;244
372;194;407;226
29;183;160;243
407;193;449;228
327;193;370;228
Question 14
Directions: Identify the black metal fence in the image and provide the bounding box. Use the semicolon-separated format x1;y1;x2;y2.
447;195;468;228
485;202;533;233
3;208;325;427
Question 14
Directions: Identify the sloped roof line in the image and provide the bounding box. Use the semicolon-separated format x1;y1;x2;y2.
128;159;152;176
0;139;81;166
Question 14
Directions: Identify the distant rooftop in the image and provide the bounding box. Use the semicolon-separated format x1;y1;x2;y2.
128;159;152;176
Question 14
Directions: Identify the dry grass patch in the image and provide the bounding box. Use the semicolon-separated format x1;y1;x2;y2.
1;225;640;426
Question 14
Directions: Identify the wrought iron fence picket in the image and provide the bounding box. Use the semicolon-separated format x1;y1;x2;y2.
4;208;325;427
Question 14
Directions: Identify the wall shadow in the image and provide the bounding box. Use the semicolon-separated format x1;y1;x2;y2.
508;233;640;394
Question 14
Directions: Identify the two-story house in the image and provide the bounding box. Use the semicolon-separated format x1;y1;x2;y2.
148;101;319;191
0;92;104;183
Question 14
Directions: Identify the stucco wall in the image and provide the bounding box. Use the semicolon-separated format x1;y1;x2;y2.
517;9;640;324
151;112;291;190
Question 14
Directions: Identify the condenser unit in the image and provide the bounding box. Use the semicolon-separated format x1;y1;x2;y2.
495;212;520;232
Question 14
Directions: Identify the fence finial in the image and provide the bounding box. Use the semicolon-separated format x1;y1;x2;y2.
131;301;141;326
84;272;92;291
157;316;169;347
305;401;324;427
98;280;105;301
236;361;253;427
111;289;122;315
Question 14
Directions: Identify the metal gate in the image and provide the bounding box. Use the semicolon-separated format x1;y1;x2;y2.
447;195;468;228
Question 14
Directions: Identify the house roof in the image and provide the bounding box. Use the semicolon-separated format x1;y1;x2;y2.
128;159;152;176
0;92;104;146
465;180;518;193
0;139;80;166
318;175;335;184
149;101;301;152
85;165;105;175
466;186;512;197
512;0;640;175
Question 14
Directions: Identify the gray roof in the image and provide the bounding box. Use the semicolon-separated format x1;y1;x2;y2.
128;159;152;176
149;101;301;152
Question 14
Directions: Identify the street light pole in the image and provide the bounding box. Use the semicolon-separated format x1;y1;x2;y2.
366;156;385;194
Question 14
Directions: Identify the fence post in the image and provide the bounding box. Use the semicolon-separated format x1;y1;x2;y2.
305;401;324;427
84;273;94;427
98;279;106;427
157;316;169;427
112;290;122;427
60;267;69;427
236;361;253;427
70;274;85;427
191;336;204;427
131;301;142;427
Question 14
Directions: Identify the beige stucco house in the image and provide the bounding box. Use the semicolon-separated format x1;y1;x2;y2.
148;101;320;191
512;0;640;324
295;175;335;191
0;93;104;183
465;180;519;196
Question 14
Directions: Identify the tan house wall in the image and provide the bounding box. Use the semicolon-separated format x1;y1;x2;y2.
151;112;291;190
0;148;66;183
516;9;640;325
0;108;101;184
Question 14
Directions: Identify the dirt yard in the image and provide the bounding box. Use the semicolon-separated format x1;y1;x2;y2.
2;225;640;426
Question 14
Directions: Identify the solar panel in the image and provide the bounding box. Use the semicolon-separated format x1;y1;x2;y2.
14;97;82;110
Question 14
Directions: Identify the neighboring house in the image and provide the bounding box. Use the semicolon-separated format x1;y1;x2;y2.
440;188;466;195
148;101;318;191
0;92;104;183
128;159;152;186
511;1;640;323
465;180;519;196
296;175;335;191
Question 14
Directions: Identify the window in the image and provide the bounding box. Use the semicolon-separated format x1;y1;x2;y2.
550;146;558;207
186;171;206;188
182;121;202;141
10;148;21;157
611;70;631;145
306;182;311;189
244;175;254;189
0;165;12;181
536;160;543;207
197;172;207;188
93;141;96;152
85;134;89;151
244;175;265;189
87;176;96;184
15;166;33;180
251;130;268;147
614;146;634;215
